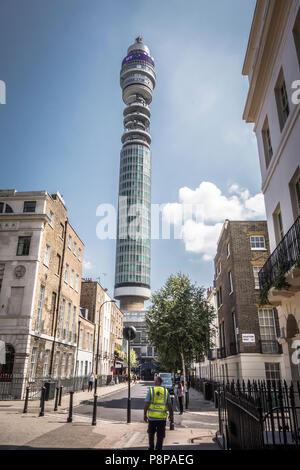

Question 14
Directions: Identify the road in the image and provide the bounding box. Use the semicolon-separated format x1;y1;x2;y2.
73;381;219;431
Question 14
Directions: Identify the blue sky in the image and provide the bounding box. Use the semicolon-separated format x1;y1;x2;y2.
0;0;262;302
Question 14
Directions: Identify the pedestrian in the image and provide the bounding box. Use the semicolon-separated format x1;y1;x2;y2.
144;376;174;451
88;372;95;392
175;381;184;414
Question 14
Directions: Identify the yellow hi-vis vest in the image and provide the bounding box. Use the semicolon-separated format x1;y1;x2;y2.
148;386;168;419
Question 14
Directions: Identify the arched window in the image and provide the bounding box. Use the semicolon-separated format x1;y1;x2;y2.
0;344;15;379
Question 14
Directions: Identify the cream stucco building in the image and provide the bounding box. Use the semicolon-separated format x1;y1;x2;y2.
243;0;300;382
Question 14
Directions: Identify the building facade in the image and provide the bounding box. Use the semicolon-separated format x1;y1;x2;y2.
80;279;124;377
214;220;286;381
76;308;94;377
243;0;300;382
0;190;84;395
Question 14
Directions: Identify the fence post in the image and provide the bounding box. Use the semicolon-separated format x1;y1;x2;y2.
23;386;30;414
67;391;74;423
92;394;98;426
58;385;63;406
39;386;46;417
54;387;59;411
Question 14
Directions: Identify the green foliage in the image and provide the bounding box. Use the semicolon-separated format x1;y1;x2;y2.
124;348;138;369
273;264;291;290
259;284;270;307
145;273;216;371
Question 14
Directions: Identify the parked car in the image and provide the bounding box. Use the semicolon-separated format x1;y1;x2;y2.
158;372;174;395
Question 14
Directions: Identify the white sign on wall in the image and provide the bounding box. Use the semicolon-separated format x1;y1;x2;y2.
242;334;255;343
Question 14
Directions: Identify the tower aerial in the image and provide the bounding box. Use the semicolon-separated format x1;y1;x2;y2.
114;37;156;311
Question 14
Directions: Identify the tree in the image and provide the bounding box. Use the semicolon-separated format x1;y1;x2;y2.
124;347;139;371
146;273;216;404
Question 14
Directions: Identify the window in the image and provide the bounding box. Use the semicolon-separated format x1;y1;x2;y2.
54;352;60;378
75;274;79;292
61;353;66;378
253;266;261;289
262;116;273;168
228;271;233;294
73;241;77;256
72;307;77;342
289;169;300;219
64;264;69;283
0;203;13;213
275;70;290;131
79;328;83;348
67;354;72;378
43;350;50;377
29;347;38;381
265;362;281;382
59;299;66;338
217;286;223;308
216;261;221;278
78;248;82;261
56;254;61;275
250;236;266;250
60;223;65;239
66;302;71;337
51;292;57;335
23;201;36;213
44;244;50;267
17;236;31;256
259;308;279;353
273;206;284;244
70;269;74;289
68;235;72;249
36;285;45;332
49;210;54;228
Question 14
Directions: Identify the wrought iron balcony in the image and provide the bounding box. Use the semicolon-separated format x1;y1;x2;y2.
259;215;300;290
207;349;218;360
259;340;282;354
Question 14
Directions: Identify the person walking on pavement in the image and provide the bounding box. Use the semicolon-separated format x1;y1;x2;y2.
144;376;174;451
88;372;95;392
175;381;184;414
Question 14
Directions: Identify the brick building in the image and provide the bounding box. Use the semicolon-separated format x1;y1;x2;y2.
214;219;286;381
80;280;124;377
0;190;84;394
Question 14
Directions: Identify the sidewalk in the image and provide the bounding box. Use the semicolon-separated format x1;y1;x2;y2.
0;384;220;450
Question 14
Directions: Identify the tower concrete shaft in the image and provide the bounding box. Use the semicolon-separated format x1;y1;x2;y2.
114;37;155;311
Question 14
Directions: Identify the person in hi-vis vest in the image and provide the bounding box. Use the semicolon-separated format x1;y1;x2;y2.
144;375;174;451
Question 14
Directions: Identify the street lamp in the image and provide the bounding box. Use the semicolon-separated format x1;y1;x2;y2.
123;326;136;423
94;299;116;394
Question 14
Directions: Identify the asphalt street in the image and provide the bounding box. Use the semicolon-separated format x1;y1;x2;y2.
73;381;219;431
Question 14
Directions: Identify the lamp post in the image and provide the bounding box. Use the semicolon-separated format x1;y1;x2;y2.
94;299;116;394
123;326;136;423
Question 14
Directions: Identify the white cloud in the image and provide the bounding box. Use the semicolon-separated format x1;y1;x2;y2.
83;261;94;271
163;181;266;260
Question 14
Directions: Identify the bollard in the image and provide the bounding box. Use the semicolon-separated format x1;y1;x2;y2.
58;385;63;406
67;391;74;423
23;386;30;414
92;394;98;426
39;387;46;417
54;386;59;411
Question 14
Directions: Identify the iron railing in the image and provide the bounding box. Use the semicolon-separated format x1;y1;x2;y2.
216;379;300;449
259;215;300;290
0;374;126;400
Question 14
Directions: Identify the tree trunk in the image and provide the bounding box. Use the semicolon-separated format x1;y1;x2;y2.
180;352;188;409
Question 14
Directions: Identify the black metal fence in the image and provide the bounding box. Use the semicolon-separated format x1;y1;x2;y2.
0;374;126;400
216;380;300;449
